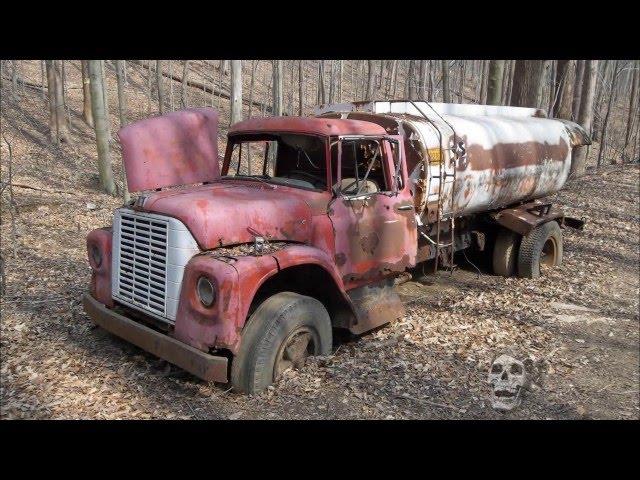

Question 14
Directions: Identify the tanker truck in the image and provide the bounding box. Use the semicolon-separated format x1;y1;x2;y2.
83;100;589;393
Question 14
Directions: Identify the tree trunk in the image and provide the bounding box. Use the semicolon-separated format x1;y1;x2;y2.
81;60;94;127
181;60;190;108
486;60;505;105
572;60;585;121
547;60;557;115
272;60;283;116
597;61;620;167
298;60;304;116
156;60;165;114
248;60;258;119
337;60;343;102
317;61;326;104
479;60;489;104
230;60;243;125
45;60;71;144
40;60;46;100
623;61;639;158
555;60;575;120
390;60;399;98
115;60;127;127
571;60;599;178
45;61;59;144
500;59;511;104
367;60;376;100
510;60;545;108
441;60;450;103
11;60;19;98
87;60;116;195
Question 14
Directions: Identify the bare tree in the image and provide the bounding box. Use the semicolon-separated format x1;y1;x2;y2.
367;60;376;100
87;60;116;195
479;60;489;104
115;60;127;127
624;61;639;159
181;60;190;108
248;60;258;119
510;60;545;108
597;61;621;167
81;60;94;127
486;60;505;105
230;60;243;125
572;60;585;121
156;60;165;114
272;60;283;116
45;60;71;144
554;60;575;120
298;60;304;116
441;60;450;103
571;60;599;178
317;61;326;104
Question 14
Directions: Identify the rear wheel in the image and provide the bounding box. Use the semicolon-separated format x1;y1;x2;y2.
517;221;563;278
230;292;332;394
492;228;521;277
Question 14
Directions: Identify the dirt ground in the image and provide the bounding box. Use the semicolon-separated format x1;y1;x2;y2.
1;61;638;420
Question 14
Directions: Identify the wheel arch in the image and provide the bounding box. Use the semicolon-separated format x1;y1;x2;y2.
248;262;355;330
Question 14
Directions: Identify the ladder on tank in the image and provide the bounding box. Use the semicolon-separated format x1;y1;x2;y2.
408;101;459;273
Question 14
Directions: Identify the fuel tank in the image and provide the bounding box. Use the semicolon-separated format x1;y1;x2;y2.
316;101;591;221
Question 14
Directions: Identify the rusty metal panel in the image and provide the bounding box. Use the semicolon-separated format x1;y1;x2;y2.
118;108;220;192
142;183;315;250
229;116;386;137
491;199;565;236
346;278;404;334
83;293;228;383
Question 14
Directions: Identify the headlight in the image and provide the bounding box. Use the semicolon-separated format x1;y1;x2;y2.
197;276;216;307
90;244;102;268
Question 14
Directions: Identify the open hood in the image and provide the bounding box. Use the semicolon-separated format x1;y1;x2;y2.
118;108;220;192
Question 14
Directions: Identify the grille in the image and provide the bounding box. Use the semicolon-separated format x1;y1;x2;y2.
116;213;169;318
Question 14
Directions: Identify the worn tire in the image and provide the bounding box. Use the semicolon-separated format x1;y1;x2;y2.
230;292;332;394
492;228;521;277
517;221;563;279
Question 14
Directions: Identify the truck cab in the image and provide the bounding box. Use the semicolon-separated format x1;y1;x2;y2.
84;109;418;393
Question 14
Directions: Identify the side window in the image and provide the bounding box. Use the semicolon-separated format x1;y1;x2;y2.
337;139;389;195
388;139;403;191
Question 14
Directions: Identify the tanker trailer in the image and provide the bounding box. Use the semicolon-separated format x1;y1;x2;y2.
316;100;590;278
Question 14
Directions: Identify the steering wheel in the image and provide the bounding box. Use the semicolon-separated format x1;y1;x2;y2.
284;170;325;187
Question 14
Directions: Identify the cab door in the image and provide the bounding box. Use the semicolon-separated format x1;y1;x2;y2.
328;135;417;289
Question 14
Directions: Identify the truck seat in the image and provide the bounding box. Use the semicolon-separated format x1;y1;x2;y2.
336;177;379;195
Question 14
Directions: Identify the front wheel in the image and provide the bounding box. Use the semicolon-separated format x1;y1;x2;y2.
230;292;332;394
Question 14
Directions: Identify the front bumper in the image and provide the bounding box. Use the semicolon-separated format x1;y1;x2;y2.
82;294;229;383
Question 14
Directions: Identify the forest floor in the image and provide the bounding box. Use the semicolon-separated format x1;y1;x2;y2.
1;61;638;420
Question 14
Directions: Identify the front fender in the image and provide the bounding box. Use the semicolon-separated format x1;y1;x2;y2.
173;244;347;354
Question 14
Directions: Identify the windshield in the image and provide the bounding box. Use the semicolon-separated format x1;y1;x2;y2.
222;133;328;190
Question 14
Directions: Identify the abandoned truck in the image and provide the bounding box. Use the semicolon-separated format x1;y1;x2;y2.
83;100;589;393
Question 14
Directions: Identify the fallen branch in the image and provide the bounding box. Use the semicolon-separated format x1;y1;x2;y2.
3;182;76;195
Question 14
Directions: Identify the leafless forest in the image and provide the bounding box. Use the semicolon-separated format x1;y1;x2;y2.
0;59;638;419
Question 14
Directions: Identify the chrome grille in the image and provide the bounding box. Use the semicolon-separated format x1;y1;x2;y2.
117;213;168;317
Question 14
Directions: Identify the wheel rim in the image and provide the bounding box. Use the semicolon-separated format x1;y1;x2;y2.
273;327;318;380
540;236;558;272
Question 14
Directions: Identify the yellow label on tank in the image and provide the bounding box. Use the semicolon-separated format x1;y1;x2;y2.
427;148;443;164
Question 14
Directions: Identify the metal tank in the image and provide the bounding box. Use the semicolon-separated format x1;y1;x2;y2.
315;101;590;223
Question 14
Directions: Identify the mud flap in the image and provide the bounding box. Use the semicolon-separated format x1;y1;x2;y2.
346;278;405;335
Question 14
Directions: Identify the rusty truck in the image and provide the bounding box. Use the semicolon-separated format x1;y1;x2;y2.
83;100;589;393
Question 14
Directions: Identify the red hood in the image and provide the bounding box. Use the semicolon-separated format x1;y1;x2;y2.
140;181;316;250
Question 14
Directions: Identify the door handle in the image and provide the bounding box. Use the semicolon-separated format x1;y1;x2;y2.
397;205;414;211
